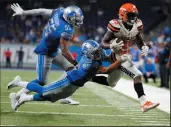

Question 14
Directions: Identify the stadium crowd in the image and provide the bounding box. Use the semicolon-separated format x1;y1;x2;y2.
1;0;170;88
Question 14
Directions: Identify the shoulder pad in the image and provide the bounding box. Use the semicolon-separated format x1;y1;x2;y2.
107;19;120;33
136;19;143;31
53;7;64;16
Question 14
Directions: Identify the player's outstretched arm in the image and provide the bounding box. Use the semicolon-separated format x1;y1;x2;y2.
60;37;77;66
98;60;121;74
98;54;131;74
11;3;53;17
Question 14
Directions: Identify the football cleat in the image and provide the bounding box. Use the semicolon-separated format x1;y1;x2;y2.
9;92;18;111
59;98;80;105
141;101;160;113
7;76;21;90
14;93;27;110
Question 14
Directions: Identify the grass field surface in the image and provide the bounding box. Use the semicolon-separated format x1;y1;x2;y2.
0;70;170;126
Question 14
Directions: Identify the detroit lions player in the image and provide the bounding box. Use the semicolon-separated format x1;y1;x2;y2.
7;40;128;110
9;3;84;105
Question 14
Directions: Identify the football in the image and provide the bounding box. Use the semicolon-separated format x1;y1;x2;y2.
110;38;123;44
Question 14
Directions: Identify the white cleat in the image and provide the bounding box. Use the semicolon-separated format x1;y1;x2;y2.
14;93;27;110
9;92;18;111
7;76;21;90
59;98;80;105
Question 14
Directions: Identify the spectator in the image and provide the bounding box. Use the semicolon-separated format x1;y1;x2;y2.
130;45;142;70
158;39;170;88
16;46;24;68
94;27;105;44
147;41;158;63
165;42;171;87
142;58;156;83
4;48;12;68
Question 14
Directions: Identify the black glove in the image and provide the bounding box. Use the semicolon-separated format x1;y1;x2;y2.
73;60;78;66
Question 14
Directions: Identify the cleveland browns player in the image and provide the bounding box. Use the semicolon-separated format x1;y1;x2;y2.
92;3;159;112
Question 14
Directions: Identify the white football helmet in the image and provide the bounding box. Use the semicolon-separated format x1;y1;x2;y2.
63;6;84;28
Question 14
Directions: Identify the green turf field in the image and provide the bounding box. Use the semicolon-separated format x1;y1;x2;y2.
0;70;170;126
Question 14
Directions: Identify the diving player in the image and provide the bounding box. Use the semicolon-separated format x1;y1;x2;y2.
7;40;129;110
92;3;159;112
9;3;84;105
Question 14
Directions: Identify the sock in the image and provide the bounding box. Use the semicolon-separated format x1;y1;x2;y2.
18;81;28;87
92;76;109;86
134;82;145;98
16;88;30;100
139;95;147;106
23;94;34;101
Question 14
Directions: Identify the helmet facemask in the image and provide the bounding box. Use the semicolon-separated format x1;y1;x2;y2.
126;12;138;25
68;16;84;28
82;40;102;60
87;48;102;60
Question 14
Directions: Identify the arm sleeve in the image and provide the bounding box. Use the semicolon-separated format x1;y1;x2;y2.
23;8;53;16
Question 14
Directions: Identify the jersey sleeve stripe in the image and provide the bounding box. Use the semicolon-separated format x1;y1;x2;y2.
107;23;120;32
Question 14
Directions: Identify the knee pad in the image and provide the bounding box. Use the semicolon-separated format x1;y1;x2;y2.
133;74;142;83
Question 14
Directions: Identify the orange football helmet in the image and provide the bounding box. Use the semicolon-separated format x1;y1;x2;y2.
119;3;139;25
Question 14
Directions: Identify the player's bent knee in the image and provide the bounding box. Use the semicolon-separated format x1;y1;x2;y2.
133;74;142;83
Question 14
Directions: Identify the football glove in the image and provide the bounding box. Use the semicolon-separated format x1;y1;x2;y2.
110;38;124;52
141;45;149;56
11;3;24;16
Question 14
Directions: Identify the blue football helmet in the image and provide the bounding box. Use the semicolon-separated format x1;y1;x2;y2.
63;6;84;28
82;40;102;60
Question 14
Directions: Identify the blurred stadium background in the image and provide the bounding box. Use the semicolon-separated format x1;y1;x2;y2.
1;0;170;88
0;0;170;126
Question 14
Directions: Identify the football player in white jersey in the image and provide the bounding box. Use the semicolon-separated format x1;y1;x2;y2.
92;3;159;112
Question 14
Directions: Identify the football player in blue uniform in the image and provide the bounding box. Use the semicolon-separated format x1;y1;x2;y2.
7;40;129;110
9;3;84;105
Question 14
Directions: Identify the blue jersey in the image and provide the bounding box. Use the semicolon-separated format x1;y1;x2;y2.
67;50;107;87
34;7;74;57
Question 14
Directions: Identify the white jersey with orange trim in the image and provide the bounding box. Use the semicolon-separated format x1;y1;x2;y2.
107;19;143;56
105;19;143;87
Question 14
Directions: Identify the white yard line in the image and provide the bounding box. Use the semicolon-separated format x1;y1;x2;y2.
113;78;170;114
141;123;170;126
1;102;114;108
130;117;169;119
85;82;170;126
2;111;129;117
0;125;16;126
137;121;170;123
1;96;101;100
